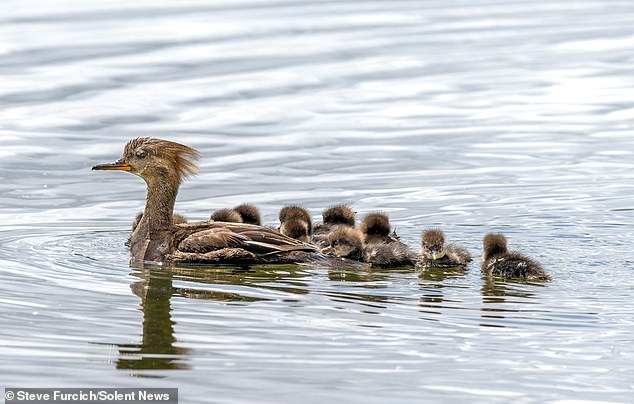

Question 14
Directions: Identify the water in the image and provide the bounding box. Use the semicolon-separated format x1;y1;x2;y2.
1;0;634;402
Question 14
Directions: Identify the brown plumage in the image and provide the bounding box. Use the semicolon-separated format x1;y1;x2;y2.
420;229;472;268
210;209;243;223
278;205;312;242
93;137;324;265
234;204;262;225
322;205;355;226
279;219;311;243
481;233;549;280
323;227;417;268
127;212;187;247
360;212;391;244
312;205;356;247
279;206;312;232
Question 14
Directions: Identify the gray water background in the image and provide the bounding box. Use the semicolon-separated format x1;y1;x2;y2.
1;0;634;402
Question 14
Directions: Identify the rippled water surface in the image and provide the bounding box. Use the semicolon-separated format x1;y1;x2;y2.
2;0;634;402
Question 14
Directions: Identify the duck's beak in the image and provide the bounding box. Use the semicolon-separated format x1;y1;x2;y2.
92;158;132;171
431;251;445;261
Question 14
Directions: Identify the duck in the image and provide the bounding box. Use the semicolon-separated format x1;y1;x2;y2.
324;227;417;268
132;212;188;231
279;206;312;242
419;229;472;268
127;212;188;247
312;205;355;247
93;137;322;265
481;233;550;280
210;208;243;223
234;203;262;225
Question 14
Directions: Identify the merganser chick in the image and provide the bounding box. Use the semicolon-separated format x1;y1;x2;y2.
312;205;355;247
481;233;549;280
420;229;472;268
234;203;262;225
210;209;243;223
324;227;417;268
278;205;312;242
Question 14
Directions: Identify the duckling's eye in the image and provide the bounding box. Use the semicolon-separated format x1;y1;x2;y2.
136;150;146;159
332;240;339;246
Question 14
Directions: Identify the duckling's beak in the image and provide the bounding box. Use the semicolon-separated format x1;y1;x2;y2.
431;251;445;261
321;247;335;255
92;158;132;171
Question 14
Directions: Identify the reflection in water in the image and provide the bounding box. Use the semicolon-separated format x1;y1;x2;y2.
117;267;190;371
116;264;312;371
479;276;544;328
418;267;467;318
326;268;405;308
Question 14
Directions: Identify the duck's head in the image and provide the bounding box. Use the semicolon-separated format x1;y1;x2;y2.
211;209;243;223
280;219;310;243
360;212;391;240
92;137;200;185
322;205;355;227
482;233;508;260
279;206;312;230
421;229;446;260
234;204;262;225
323;227;364;260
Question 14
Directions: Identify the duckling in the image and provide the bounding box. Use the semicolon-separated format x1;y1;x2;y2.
279;219;311;243
324;227;417;268
312;204;355;247
279;205;312;232
278;205;312;242
360;212;392;244
234;203;262;225
420;229;472;268
210;209;243;223
359;212;406;245
481;233;549;280
93;137;322;265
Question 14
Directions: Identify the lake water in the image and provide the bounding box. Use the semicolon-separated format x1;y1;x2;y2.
1;0;634;402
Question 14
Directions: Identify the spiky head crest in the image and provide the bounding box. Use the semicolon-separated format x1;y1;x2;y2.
123;137;200;183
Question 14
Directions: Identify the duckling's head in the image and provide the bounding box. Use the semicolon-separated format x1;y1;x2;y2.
482;233;508;260
93;137;200;185
324;227;364;260
211;209;243;223
279;206;312;231
421;229;446;260
322;205;355;227
234;204;262;225
280;219;310;243
360;212;391;240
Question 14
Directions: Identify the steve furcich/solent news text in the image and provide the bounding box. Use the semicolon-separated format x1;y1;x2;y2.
4;388;178;403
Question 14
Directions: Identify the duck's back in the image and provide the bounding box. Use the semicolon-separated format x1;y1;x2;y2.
482;251;549;280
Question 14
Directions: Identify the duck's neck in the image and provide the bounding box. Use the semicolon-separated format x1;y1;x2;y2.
142;177;179;231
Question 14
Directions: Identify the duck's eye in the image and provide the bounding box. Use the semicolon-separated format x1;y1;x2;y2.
136;150;146;159
332;241;339;246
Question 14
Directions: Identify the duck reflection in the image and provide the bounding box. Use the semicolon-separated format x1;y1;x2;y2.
116;263;310;371
117;267;189;371
479;275;544;328
418;266;467;318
